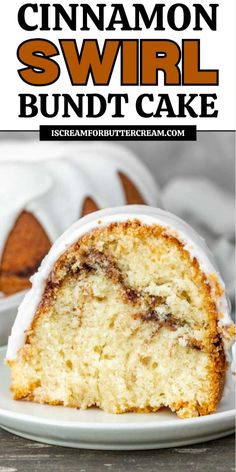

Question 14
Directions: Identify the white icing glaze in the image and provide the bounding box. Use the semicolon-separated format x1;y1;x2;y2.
6;205;234;361
0;143;159;267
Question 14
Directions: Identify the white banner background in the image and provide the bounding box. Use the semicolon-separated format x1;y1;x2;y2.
0;0;235;131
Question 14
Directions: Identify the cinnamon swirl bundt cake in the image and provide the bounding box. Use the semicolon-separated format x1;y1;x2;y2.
0;144;159;295
6;206;235;418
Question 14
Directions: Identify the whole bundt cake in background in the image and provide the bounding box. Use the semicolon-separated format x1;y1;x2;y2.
6;206;235;418
0;143;159;295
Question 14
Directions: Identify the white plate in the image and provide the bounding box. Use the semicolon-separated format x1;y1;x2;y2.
0;291;27;346
0;347;235;450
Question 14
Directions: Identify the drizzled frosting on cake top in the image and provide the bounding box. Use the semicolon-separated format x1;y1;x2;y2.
6;205;234;361
0;143;159;269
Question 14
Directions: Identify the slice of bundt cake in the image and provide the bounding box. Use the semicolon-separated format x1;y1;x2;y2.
6;206;235;418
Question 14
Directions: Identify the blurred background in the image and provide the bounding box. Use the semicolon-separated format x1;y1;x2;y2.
0;131;234;191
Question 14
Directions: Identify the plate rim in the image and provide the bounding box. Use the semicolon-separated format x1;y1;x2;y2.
0;406;235;431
